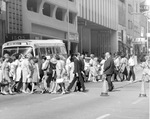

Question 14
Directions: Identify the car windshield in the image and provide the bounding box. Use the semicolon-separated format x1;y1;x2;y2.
3;46;33;56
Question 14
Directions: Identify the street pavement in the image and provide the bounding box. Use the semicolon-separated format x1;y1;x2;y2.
0;66;149;119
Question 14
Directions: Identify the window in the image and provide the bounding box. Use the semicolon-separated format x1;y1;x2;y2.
46;47;52;55
119;0;125;3
27;0;38;12
56;47;61;54
69;12;75;24
136;3;138;13
119;0;126;26
3;46;33;56
43;3;55;17
52;47;56;54
56;8;66;21
40;47;46;56
128;20;133;29
60;46;67;54
128;4;133;13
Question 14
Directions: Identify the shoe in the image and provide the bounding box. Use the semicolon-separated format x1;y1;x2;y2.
129;80;133;83
41;90;46;94
65;90;71;94
61;91;66;95
1;91;8;95
108;86;114;92
82;89;88;93
51;91;57;94
30;91;34;94
22;90;28;94
9;92;14;95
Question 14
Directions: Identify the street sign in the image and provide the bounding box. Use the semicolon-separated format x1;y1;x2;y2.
68;33;79;42
140;0;150;13
140;5;149;12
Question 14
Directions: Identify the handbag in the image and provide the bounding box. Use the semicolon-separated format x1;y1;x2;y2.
46;63;53;75
56;78;64;84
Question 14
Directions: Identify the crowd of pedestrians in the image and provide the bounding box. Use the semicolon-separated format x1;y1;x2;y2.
0;51;148;95
0;52;87;95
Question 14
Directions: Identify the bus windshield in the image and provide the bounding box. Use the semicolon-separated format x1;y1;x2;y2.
3;46;33;56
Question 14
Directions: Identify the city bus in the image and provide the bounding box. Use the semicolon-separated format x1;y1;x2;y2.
2;39;67;58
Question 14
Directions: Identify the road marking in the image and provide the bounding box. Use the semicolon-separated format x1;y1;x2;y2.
132;98;144;105
51;94;74;101
96;114;110;119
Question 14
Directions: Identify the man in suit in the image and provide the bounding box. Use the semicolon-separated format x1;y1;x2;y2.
67;53;86;92
104;52;115;91
74;54;85;92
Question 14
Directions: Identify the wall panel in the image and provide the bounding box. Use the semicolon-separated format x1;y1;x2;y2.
77;0;118;30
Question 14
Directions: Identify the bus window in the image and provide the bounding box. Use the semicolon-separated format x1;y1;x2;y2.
35;48;39;56
56;47;61;54
40;48;46;56
60;46;67;54
46;47;52;55
3;47;17;56
19;47;33;56
51;47;55;54
3;46;33;56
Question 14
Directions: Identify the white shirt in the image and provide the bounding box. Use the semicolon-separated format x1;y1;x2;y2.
114;57;121;67
128;57;135;66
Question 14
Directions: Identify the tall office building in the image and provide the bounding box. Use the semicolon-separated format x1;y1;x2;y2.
77;0;118;56
77;0;148;56
0;0;6;53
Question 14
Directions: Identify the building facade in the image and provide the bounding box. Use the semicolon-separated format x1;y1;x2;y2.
0;0;6;54
0;0;148;56
1;0;78;54
77;0;118;56
118;0;127;55
126;0;148;56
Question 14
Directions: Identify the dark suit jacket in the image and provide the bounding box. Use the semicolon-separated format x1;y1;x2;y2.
79;58;85;72
104;57;115;75
73;57;81;74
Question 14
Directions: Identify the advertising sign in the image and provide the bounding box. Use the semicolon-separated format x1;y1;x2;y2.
5;34;30;42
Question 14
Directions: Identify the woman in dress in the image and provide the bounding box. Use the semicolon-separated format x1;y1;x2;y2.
99;55;106;81
0;57;3;94
49;54;57;93
53;55;66;94
21;53;33;93
30;57;40;94
119;54;128;81
41;56;50;93
1;53;13;94
140;56;150;82
68;55;74;84
92;57;99;82
88;54;95;81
